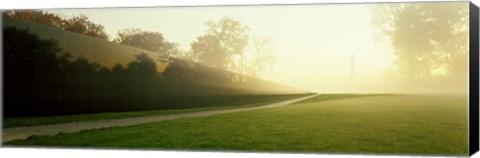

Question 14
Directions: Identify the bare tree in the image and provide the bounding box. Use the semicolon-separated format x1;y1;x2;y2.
248;36;276;78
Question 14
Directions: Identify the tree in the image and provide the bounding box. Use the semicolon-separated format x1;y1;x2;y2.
248;36;276;78
4;10;110;40
114;28;180;58
62;14;109;40
3;10;64;28
191;16;250;71
191;34;223;67
371;3;468;80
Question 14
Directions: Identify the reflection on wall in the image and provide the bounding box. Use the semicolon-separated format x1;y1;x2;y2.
3;16;307;117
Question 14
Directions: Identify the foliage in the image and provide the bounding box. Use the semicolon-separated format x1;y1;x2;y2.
62;14;109;40
3;10;64;28
191;16;250;70
114;28;181;58
4;11;277;79
371;3;468;80
3;10;110;40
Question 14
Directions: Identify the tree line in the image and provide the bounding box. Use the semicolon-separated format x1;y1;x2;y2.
4;10;276;78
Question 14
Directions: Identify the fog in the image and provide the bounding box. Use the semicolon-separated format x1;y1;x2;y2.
42;2;470;94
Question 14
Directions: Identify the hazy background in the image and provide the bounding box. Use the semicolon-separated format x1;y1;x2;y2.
47;2;469;94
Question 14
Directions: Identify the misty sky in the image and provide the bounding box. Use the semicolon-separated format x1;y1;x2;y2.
49;4;401;93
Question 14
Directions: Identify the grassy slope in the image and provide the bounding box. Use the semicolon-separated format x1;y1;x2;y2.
4;94;310;128
5;94;468;156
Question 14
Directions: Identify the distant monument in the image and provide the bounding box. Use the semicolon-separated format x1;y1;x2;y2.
350;53;356;87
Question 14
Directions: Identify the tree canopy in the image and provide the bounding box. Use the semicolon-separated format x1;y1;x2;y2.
63;14;109;40
191;16;250;71
371;3;469;80
3;10;110;40
114;28;181;58
4;11;277;80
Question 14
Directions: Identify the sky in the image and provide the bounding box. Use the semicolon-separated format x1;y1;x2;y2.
48;4;398;93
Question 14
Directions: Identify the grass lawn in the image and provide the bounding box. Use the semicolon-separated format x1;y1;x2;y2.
5;94;468;156
3;94;310;128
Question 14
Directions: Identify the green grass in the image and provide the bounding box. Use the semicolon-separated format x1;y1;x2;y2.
4;94;310;128
5;94;468;156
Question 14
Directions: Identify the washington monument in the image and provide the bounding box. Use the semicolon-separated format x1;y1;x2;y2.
350;53;356;87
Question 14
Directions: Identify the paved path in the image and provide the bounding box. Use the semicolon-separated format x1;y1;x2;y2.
2;94;318;143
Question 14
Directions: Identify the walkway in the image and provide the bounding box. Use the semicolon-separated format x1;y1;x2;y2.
2;94;318;142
